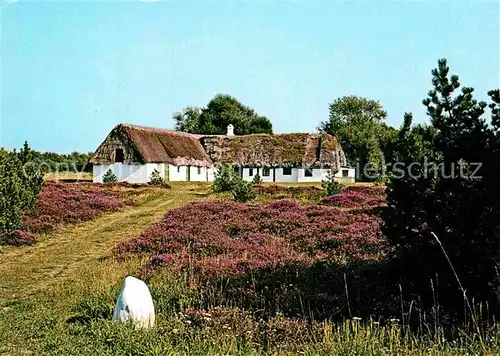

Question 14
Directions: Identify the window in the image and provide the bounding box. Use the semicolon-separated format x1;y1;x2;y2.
305;168;313;177
282;167;292;175
177;166;181;173
262;167;270;177
248;168;254;176
197;167;202;175
115;149;124;163
342;169;349;177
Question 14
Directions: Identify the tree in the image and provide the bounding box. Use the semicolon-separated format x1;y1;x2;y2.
212;166;237;193
231;177;256;202
173;106;202;133
173;94;273;135
148;169;165;185
318;96;397;181
0;142;44;233
384;59;500;321
252;174;262;185
18;142;44;211
322;169;341;196
102;169;118;183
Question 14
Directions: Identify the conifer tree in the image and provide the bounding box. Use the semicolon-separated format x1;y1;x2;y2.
0;142;44;233
385;59;500;318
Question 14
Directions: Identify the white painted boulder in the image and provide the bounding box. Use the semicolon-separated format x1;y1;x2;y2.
112;276;155;329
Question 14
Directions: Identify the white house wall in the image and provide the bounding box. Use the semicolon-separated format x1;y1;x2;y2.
258;168;274;183
334;167;356;179
274;167;298;182
297;168;330;183
239;167;273;182
94;164;355;183
189;166;208;182
242;168;255;181
93;163;159;183
168;164;187;181
207;168;215;182
157;163;166;180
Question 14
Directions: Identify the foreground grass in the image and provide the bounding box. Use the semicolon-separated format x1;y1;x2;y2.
0;183;208;350
0;182;497;354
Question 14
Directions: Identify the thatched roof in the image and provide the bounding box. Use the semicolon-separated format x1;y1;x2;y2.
201;132;346;168
90;124;213;167
91;123;347;169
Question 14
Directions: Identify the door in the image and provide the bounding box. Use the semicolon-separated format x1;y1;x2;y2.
186;166;191;181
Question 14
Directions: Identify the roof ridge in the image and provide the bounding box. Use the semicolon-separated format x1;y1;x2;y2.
120;123;325;138
120;123;203;138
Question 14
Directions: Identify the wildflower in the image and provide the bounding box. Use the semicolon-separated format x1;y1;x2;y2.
115;195;386;276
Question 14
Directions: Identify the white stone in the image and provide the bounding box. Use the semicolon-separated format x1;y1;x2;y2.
112;276;155;329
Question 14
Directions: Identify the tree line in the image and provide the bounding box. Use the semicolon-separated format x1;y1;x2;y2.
30;150;94;173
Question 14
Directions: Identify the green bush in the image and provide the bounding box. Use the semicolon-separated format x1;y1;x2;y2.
102;169;118;183
252;174;262;185
212;166;237;192
231;178;256;203
0;142;44;233
148;169;165;185
322;170;341;196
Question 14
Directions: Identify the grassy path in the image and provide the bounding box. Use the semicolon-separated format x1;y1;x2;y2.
0;184;206;306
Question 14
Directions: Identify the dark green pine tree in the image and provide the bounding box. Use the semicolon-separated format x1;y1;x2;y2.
385;59;500;320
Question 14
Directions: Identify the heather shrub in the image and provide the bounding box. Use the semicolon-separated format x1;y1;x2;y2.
148;169;165;185
323;170;341;196
231;178;256;202
322;185;386;209
0;230;37;246
102;169;118;183
212;165;237;192
22;182;133;233
115;200;386;277
115;198;388;320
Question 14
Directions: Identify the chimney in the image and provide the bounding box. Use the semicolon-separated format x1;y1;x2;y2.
227;124;235;137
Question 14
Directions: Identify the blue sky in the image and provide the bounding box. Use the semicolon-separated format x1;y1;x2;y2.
1;0;498;153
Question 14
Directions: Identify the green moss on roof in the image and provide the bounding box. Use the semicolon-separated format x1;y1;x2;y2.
201;132;345;168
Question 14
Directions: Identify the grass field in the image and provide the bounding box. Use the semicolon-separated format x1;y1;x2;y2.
0;182;497;355
44;171;93;181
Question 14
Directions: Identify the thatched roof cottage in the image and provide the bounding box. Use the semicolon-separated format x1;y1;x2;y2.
90;123;355;183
